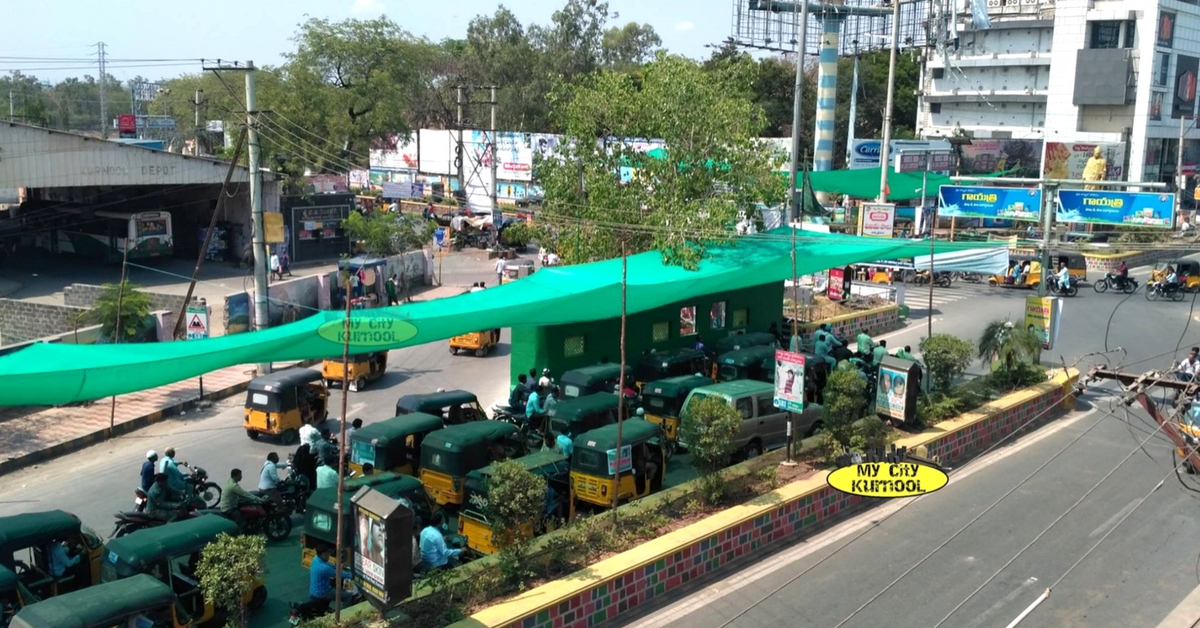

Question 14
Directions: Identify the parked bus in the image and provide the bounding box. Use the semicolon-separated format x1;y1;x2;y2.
26;208;173;262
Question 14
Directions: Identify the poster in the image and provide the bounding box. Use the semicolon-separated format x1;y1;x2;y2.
773;350;806;412
496;132;533;181
606;445;632;474
959;139;1044;178
860;203;896;238
1042;142;1126;183
263;212;285;243
356;509;387;598
828;267;846;301
1024;295;1063;350
938;185;1043;220
1056;190;1175;227
875;365;909;420
1160;11;1176;49
1174;55;1199;118
369;132;419;171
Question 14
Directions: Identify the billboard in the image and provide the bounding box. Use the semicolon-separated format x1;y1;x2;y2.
849;139;953;170
1174;55;1199;118
959;139;1044;178
773;350;806;412
417;129;456;175
860;203;895;237
938;185;1043;220
1024;296;1063;350
1042;142;1126;183
1056;190;1176;227
370;133;419;171
496;132;533;181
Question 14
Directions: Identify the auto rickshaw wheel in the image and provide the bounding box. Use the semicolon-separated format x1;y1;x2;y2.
246;429;261;441
355;377;367;392
249;585;268;610
281;428;299;445
475;347;488;357
450;346;458;355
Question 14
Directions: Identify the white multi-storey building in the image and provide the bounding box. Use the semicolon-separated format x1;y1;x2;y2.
918;0;1200;187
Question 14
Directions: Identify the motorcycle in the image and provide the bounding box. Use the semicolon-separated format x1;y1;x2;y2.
113;496;293;541
131;462;219;514
1048;276;1078;298
1146;280;1187;302
1093;272;1139;294
288;582;361;626
959;272;984;284
274;474;311;517
912;270;953;288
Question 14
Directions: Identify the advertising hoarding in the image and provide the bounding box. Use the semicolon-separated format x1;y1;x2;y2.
1042;142;1126;183
860;203;896;238
1056;190;1175;227
773;350;806;412
938;185;1043;220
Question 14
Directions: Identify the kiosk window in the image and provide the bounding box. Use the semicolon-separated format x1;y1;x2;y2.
564;335;586;357
652;322;669;343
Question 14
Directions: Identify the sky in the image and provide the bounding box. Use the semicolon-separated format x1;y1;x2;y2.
0;0;737;84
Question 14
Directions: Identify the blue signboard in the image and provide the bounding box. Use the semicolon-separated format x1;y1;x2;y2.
1056;190;1175;228
938;185;1043;220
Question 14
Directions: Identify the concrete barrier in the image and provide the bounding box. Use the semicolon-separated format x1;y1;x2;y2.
1083;249;1187;273
452;368;1078;628
797;303;900;340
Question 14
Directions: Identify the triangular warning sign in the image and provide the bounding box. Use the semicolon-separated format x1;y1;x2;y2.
188;315;204;330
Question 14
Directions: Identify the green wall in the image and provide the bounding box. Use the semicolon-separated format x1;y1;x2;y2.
510;282;783;385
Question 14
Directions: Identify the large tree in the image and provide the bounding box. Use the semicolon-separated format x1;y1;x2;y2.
536;53;783;269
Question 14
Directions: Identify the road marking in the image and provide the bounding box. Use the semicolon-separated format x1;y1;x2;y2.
1155;580;1200;627
624;407;1102;628
878;322;940;341
1088;499;1140;538
963;577;1039;628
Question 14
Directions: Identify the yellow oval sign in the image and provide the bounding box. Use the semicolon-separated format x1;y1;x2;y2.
316;318;419;347
827;462;949;498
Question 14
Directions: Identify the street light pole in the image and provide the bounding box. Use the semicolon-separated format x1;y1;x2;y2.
787;0;812;221
876;0;902;203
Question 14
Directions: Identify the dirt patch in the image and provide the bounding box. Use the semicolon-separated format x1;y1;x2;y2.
784;295;892;321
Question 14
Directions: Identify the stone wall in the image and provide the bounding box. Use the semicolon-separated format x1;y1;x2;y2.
0;299;89;347
63;283;193;314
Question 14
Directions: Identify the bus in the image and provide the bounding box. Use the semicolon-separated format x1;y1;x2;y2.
25;208;173;262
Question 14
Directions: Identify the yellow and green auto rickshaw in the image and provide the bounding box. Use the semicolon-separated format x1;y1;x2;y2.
395;390;489;425
634;348;709;391
458;451;571;555
243;369;329;444
568;419;667;518
347;412;445;477
0;511;104;601
546;392;620;437
300;473;428;568
1150;260;1200;292
639;374;713;449
10;574;191;628
715;345;777;382
322;351;388;392
501;258;536;284
420;421;525;507
101;515;267;624
0;564;38;622
711;332;780;356
559;364;634;400
990;251;1087;288
449;329;501;357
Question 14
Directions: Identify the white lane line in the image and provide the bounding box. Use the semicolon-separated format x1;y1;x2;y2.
625;407;1102;628
1088;499;1140;539
878;322;941;341
962;577;1039;628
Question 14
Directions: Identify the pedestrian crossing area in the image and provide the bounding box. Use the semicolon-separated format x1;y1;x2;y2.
899;282;1014;312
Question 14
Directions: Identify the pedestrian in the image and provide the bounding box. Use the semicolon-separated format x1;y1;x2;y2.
140;450;158;492
495;257;507;285
386;274;399;306
292;443;317;488
316;458;339;489
270;249;282;281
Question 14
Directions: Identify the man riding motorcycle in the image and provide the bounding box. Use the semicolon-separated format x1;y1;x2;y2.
1054;264;1071;293
1115;260;1129;289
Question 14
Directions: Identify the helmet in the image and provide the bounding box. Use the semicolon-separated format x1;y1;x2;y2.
542;368;550;375
146;450;157;459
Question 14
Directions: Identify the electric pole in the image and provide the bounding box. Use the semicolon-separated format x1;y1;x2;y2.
97;42;108;137
456;86;465;206
244;61;271;376
876;0;902;203
787;0;811;222
191;89;204;155
489;86;498;223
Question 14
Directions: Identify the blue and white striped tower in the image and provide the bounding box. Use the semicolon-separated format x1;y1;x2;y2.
813;15;843;172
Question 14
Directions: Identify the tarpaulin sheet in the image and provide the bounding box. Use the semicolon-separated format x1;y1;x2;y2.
0;228;1001;405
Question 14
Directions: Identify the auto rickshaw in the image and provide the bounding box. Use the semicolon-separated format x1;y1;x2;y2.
347;412;445;476
989;252;1087;288
10;574;190;628
0;511;104;601
640;374;713;447
449;329;501;357
243;369;329;445
568;419;667;518
634;347;709;390
300;473;427;568
458;451;570;555
100;515;267;624
420;421;524;507
1150;260;1200;292
395;390;489;424
545;393;620;439
322;351;388;392
501;258;536;284
715;345;777;382
559;364;634;400
0;565;38;622
711;332;779;356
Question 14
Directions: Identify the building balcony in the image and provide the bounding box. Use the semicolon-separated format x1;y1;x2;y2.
923;88;1049;104
927;52;1053;68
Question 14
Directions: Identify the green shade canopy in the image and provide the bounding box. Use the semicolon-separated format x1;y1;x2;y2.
0;229;1000;406
804;167;1011;202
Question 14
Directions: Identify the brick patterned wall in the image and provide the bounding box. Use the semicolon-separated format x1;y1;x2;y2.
0;299;89;347
798;305;900;341
481;372;1075;628
1084;250;1184;273
63;283;192;314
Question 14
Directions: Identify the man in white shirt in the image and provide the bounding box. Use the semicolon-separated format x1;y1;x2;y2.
269;251;281;281
258;452;289;493
538;368;553;388
1178;347;1200;382
495;258;507;285
547;252;560;266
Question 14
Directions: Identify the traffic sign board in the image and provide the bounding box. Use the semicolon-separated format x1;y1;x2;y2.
186;305;209;340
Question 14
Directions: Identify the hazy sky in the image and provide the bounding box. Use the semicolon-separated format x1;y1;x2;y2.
0;0;738;83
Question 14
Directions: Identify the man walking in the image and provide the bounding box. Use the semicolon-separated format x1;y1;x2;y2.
495;257;507;285
386;274;399;306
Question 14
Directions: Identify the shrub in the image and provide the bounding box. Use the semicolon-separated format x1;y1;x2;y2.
978;319;1042;374
855;416;891;451
919;334;974;392
916;392;966;425
680;395;743;473
195;533;265;628
485;460;548;588
88;281;153;343
822;368;868;446
500;221;533;248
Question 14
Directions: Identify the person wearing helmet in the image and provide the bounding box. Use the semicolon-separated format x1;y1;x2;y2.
538;368;553;388
141;450;159;492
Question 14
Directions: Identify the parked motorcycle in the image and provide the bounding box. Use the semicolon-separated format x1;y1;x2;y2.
1093;273;1139;294
1146;280;1187;302
913;270;953;288
113;497;293;541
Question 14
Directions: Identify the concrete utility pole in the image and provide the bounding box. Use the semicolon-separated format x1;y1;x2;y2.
489;86;498;221
96;42;107;137
876;0;902;203
245;60;272;376
787;0;811;221
845;53;859;169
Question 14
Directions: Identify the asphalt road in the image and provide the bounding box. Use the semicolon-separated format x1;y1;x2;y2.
5;255;1200;628
621;258;1200;628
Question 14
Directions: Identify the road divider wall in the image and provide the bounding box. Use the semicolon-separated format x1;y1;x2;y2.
797;303;900;340
1083;249;1187;273
451;368;1078;628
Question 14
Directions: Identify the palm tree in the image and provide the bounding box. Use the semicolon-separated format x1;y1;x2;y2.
978;319;1042;373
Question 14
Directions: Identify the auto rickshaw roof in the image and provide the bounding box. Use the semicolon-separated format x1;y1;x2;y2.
424;421;519;451
338;256;388;271
573;419;662;451
103;515;237;572
713;332;778;353
692;379;775;397
0;564;17;591
343;351;385;362
641;375;714;398
506;258;535;267
560;363;632;385
306;472;408;514
353;413;444;446
469;451;570;481
10;574;174;628
248;368;324;393
0;511;81;552
639;347;706;366
1169;260;1200;272
547;392;619;420
718;344;777;365
309;477;425;525
396;390;480;413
